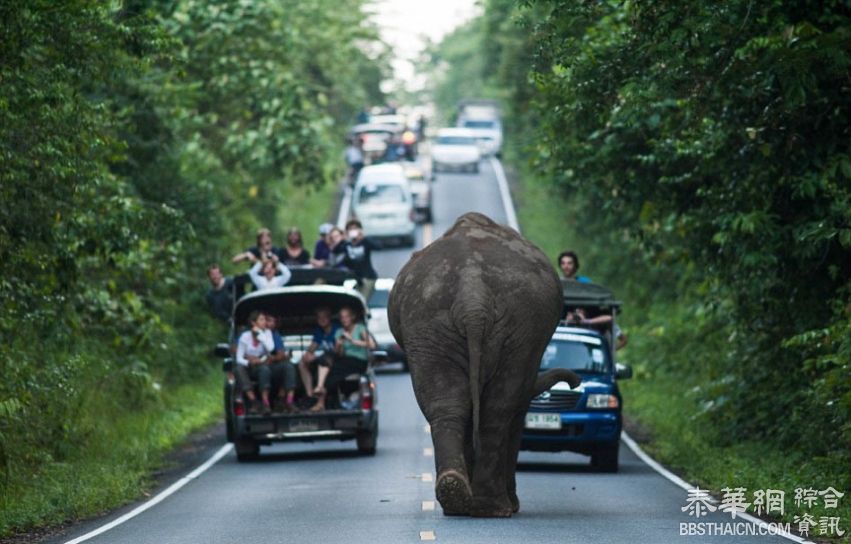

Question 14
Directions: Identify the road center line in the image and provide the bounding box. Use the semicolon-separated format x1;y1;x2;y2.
423;447;433;457
421;472;434;483
419;530;436;541
63;444;234;544
422;500;435;511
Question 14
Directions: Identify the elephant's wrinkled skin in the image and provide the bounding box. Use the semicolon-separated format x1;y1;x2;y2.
388;212;581;517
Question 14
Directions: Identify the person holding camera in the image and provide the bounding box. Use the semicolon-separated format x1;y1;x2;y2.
235;311;276;414
248;253;292;291
310;306;374;411
232;227;283;264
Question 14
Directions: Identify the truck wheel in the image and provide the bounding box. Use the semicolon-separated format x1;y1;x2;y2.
357;422;378;455
235;438;259;462
591;443;619;473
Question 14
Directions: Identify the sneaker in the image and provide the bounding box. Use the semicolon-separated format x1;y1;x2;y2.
248;400;262;415
262;400;272;415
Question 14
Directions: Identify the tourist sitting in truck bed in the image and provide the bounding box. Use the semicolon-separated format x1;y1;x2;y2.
297;306;340;401
264;313;297;412
311;306;374;411
235;311;275;414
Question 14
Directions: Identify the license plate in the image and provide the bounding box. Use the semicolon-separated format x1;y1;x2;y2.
288;419;319;432
525;413;561;430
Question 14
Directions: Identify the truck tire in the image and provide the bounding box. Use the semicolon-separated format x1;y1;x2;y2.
591;443;619;473
224;382;235;443
235;438;259;462
356;422;378;455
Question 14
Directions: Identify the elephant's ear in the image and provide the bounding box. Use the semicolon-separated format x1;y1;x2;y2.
533;369;581;397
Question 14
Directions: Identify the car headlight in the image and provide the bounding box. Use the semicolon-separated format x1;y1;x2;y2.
586;394;619;409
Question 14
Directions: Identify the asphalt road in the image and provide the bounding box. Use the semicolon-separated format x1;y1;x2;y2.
55;159;797;544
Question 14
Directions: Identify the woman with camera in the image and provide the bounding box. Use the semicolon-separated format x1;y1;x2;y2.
235;311;276;414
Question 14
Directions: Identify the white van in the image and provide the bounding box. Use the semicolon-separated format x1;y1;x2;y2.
352;163;416;246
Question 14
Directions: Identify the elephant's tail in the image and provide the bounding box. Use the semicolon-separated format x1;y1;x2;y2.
532;368;582;398
466;326;483;456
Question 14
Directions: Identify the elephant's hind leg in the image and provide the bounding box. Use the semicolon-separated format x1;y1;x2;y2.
505;410;526;514
411;357;474;516
469;387;517;517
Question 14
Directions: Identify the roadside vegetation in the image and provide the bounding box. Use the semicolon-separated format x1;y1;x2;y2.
425;0;851;536
0;1;387;536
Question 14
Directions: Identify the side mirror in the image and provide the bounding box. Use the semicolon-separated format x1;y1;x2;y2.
214;343;231;358
615;363;633;380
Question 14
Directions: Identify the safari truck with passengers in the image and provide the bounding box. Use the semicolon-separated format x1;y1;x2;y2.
214;269;380;461
521;280;632;472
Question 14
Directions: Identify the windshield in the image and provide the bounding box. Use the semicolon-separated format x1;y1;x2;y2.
437;136;477;146
357;184;406;205
368;289;390;309
463;120;496;129
539;332;610;374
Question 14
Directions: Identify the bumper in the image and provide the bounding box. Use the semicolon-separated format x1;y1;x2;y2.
432;159;478;169
520;411;621;454
234;409;378;444
360;220;415;238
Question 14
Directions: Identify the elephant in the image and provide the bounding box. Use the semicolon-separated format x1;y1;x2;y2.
388;212;581;517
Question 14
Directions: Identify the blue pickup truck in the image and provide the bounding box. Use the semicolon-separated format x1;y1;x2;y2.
521;282;632;472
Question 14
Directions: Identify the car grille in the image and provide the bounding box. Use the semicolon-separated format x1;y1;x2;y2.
529;390;581;411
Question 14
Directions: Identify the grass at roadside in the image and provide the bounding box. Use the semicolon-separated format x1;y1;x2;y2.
0;368;221;535
512;163;851;541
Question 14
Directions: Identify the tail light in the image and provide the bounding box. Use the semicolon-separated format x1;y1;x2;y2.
234;399;246;417
360;377;375;411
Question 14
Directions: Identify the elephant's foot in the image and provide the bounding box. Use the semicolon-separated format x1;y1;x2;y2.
435;469;472;516
470;495;513;518
509;492;519;514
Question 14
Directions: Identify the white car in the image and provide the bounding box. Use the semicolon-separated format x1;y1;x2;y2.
458;117;503;157
369;114;407;132
431;128;482;175
366;278;407;369
403;164;432;223
352;164;416;246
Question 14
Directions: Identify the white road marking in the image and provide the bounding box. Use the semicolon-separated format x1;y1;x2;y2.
422;500;435;511
336;185;352;229
489;157;519;231
421;472;434;483
419;530;436;541
63;444;234;544
423;222;433;246
423;423;431;434
621;433;811;543
423;447;433;457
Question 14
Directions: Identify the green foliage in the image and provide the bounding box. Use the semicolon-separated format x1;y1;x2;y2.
0;0;385;535
436;0;851;532
523;0;851;459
